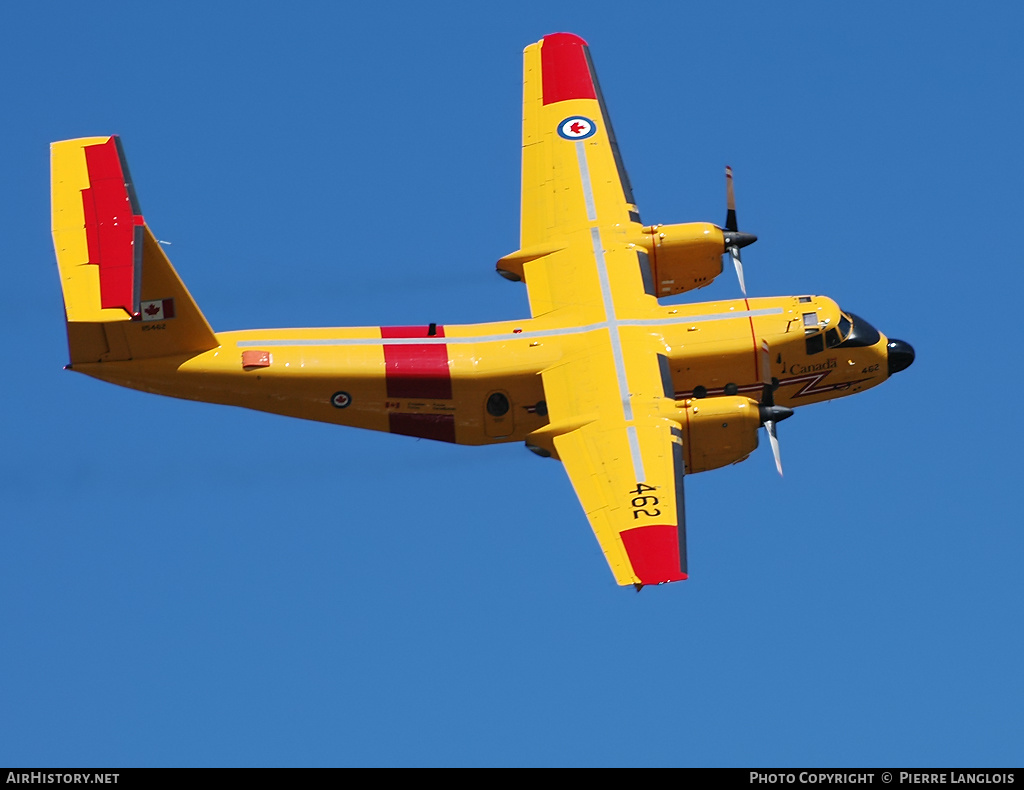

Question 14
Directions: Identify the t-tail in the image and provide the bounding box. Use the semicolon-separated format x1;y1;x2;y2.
51;136;218;366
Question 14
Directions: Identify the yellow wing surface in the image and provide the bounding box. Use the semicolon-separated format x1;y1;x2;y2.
499;33;655;317
541;344;688;587
509;37;692;586
519;32;640;250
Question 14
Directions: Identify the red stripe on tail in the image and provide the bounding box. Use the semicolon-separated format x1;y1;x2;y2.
81;137;144;317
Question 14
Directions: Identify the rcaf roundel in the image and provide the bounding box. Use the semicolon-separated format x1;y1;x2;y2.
331;391;352;409
557;116;596;140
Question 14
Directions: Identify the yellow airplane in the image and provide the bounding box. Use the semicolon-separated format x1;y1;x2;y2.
51;33;913;589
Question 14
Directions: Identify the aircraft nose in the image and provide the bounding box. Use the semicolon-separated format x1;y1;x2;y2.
887;339;915;376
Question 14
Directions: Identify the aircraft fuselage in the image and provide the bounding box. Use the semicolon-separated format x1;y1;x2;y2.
74;293;901;464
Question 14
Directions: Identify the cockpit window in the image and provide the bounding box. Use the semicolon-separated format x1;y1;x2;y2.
838;313;852;341
802;312;819;331
826;327;841;348
806;333;825;355
837;310;881;348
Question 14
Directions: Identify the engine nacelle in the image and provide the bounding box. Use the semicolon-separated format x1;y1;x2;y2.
496;222;725;296
634;222;725;296
677;395;761;473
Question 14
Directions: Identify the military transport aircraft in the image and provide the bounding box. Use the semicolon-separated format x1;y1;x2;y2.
51;33;913;588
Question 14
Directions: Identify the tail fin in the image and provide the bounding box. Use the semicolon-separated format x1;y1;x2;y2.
51;136;218;365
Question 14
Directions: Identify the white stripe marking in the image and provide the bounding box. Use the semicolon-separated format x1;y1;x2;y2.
576;141;597;221
627;425;646;482
619;308;782;327
234;309;784;348
589;226;633;421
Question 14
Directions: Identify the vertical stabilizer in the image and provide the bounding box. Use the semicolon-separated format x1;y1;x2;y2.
51;136;218;364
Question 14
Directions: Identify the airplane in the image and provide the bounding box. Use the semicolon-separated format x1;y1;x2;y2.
50;32;914;589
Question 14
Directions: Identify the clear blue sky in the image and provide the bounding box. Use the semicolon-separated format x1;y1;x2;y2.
2;0;1022;767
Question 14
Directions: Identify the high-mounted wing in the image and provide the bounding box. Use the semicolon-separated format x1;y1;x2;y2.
497;33;650;311
519;32;640;248
541;350;688;587
506;34;691;586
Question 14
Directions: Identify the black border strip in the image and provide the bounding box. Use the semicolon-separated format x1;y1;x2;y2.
582;45;639;216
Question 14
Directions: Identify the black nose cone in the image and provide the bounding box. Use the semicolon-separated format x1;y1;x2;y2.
887;339;915;376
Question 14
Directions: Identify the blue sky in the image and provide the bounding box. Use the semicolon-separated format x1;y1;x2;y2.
2;0;1023;767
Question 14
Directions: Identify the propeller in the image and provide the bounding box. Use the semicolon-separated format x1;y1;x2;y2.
723;166;757;297
757;340;792;476
723;172;784;473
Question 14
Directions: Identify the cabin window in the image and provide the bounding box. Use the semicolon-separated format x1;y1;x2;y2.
486;392;511;416
806;333;825;355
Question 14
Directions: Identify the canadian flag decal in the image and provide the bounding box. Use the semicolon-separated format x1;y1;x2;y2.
140;298;176;321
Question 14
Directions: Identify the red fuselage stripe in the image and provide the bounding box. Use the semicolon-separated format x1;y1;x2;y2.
388;413;456;443
541;33;597;105
380;325;453;400
744;297;760;382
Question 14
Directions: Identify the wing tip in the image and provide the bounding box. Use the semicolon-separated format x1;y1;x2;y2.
539;32;596;105
621;524;689;585
543;32;590;47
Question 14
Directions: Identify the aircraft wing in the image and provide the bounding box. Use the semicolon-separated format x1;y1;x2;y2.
512;35;688;586
513;33;643;302
542;352;687;588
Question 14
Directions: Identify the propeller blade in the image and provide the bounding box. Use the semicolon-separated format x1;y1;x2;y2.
731;247;747;296
725;165;738;232
759;340;772;388
758;339;785;475
723;166;755;296
759;339;779;404
766;420;783;476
